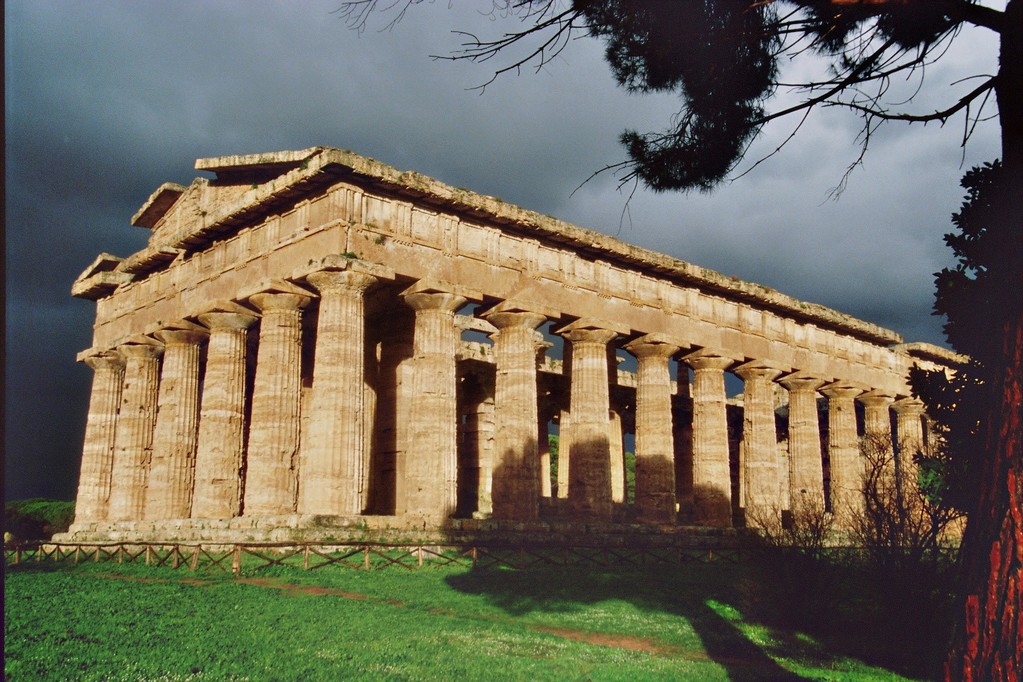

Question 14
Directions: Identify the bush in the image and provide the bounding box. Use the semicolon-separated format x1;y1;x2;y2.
4;499;75;542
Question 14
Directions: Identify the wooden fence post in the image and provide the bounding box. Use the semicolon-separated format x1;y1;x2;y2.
145;545;152;566
231;546;241;576
364;545;370;571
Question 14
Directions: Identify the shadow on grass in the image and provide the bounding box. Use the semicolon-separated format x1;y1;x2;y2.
446;562;806;681
444;550;953;681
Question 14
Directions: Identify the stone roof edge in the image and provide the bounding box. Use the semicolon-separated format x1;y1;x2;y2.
893;342;969;366
309;148;903;346
141;146;902;346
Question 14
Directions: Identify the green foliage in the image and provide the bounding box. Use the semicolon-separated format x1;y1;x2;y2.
910;161;1007;516
4;499;75;541
5;559;933;681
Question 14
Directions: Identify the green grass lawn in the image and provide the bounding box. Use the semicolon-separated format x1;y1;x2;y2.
4;556;935;681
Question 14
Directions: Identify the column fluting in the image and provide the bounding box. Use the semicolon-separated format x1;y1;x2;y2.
402;290;466;522
559;325;618;521
73;350;125;524
244;292;311;515
821;385;865;529
484;309;547;521
298;269;382;516
625;336;680;524
145;326;209;520
779;375;826;514
893;397;926;496
107;341;163;521
734;363;784;527
684;351;734;527
191;310;258;519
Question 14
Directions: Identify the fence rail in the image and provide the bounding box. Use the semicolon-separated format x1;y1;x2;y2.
4;541;748;575
4;541;957;576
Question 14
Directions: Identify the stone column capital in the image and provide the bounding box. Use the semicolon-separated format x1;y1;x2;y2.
83;350;125;371
306;268;383;294
154;328;209;347
820;384;866;401
892;397;925;416
779;375;827;393
117;342;164;361
682;348;737;372
733;363;783;383
198;311;259;331
249;291;312;312
484;310;547;332
559;327;618;346
859;392;896;409
402;290;466;314
625;335;680;360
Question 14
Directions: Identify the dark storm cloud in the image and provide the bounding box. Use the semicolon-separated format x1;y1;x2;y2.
4;1;1002;500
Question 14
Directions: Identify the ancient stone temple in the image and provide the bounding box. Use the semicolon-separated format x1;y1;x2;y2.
62;147;961;544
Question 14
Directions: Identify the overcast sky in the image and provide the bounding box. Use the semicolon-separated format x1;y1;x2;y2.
5;1;1004;501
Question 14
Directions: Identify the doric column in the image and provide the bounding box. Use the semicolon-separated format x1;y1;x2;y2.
625;335;680;524
821;384;865;528
684;350;735;527
557;320;619;521
402;285;467;522
298;266;389;516
609;409;626;504
368;305;416;515
72;349;125;524
483;305;548;521
893;397;926;495
107;340;163;521
556;409;572;499
145;323;209;520
191;306;258;519
734;362;784;527
861;391;896;481
244;290;312;516
779;375;826;513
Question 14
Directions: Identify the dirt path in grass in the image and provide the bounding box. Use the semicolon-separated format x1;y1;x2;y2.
87;573;732;661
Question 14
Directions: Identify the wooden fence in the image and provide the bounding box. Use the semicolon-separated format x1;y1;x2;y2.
3;541;742;575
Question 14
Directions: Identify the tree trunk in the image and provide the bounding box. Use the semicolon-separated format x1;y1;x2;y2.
945;3;1023;679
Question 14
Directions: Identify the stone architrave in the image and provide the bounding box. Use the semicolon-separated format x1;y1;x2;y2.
557;320;620;521
107;340;164;522
861;392;896;480
402;285;469;522
73;350;125;524
892;397;925;495
734;362;785;527
821;384;866;529
625;335;681;525
244;290;312;516
298;265;390;516
779;375;827;513
683;350;735;528
191;307;258;519
483;305;548;521
145;324;209;520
